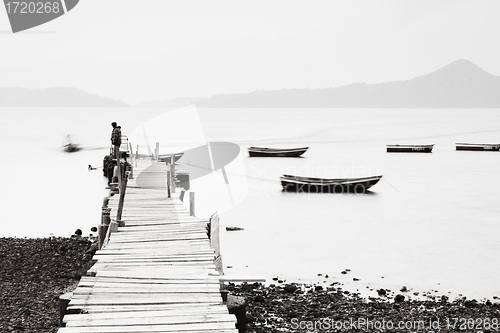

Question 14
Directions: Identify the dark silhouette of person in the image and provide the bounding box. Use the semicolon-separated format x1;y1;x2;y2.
111;122;122;160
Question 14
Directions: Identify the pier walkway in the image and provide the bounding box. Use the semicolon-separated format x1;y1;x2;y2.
58;159;238;332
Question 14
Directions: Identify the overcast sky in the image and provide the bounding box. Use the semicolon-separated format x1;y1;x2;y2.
1;0;499;105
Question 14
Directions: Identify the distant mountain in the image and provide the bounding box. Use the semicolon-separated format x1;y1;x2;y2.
0;87;130;107
195;60;500;108
138;97;200;108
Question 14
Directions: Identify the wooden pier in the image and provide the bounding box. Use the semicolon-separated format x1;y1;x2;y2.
58;159;241;332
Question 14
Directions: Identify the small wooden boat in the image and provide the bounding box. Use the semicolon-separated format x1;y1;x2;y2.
158;153;184;163
386;144;434;153
248;147;308;157
280;174;382;193
62;135;81;153
455;143;500;151
63;143;81;152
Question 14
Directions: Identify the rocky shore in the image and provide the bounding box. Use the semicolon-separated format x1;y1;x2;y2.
2;236;499;333
0;236;96;333
227;282;500;333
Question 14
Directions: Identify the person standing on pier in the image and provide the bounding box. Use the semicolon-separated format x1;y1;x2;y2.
111;122;122;160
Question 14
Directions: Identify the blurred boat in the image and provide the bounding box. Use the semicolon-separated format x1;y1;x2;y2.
386;144;434;153
280;174;382;193
62;135;81;153
455;143;500;151
248;147;308;157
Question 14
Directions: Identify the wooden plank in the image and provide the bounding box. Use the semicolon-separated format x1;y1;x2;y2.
68;295;223;306
93;250;213;256
92;255;216;262
98;239;211;247
100;239;210;247
72;289;222;296
64;307;230;322
93;250;214;256
122;220;208;226
59;324;237;333
89;264;216;271
79;276;221;285
100;242;211;249
74;284;220;292
91;259;216;266
59;321;237;332
65;314;236;327
117;224;207;230
116;225;208;232
88;264;217;274
66;303;225;314
110;232;209;241
95;271;221;280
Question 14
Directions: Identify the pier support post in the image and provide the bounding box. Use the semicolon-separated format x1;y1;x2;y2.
101;197;111;226
98;197;111;250
59;292;73;327
128;142;134;179
109;221;119;233
167;168;171;198
170;155;176;194
116;166;129;223
209;212;223;274
189;192;195;216
97;224;108;250
226;295;247;333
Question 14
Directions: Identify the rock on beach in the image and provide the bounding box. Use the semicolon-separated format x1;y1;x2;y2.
3;236;500;333
0;237;95;333
226;282;500;333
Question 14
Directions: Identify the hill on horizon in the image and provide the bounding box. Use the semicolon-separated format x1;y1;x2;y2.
1;60;498;108
0;87;129;107
195;59;500;108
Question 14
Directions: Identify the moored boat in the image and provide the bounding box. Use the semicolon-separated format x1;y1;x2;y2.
248;147;308;157
386;144;434;153
455;143;500;151
280;174;382;193
158;153;184;162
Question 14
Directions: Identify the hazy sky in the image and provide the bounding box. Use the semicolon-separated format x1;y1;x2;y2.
1;0;499;104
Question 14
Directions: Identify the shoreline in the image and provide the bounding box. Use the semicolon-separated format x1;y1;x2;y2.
228;282;500;333
222;264;500;304
1;236;499;332
258;273;500;305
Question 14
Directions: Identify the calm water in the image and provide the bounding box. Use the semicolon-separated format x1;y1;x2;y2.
1;107;499;300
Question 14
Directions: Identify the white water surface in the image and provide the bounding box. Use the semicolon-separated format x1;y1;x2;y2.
0;107;499;301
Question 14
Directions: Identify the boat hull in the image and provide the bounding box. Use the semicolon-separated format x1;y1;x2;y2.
280;175;382;193
158;153;184;162
248;147;308;157
455;143;500;151
63;144;81;153
386;145;434;153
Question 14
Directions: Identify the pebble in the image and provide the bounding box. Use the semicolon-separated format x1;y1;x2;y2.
227;283;500;333
0;237;94;332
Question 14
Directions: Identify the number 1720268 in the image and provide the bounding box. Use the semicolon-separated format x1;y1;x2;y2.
5;1;61;14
